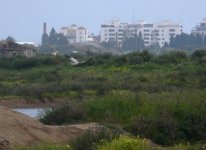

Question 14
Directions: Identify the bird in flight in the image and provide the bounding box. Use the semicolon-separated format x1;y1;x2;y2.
65;55;93;66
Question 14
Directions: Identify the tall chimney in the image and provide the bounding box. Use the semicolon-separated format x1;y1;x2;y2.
43;22;47;35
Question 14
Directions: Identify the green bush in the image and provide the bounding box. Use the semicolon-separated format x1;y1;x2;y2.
0;55;66;70
192;49;206;59
154;51;187;65
124;90;206;145
40;103;85;125
71;128;117;150
86;93;139;123
98;136;206;150
98;136;156;150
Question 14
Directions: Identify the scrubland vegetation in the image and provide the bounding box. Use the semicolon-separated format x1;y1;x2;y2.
1;50;206;149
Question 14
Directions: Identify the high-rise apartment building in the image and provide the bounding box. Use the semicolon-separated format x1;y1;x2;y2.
192;18;206;36
60;25;93;44
100;20;182;48
151;21;183;47
100;20;127;48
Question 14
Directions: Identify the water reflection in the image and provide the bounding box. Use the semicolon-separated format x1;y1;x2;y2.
13;108;46;118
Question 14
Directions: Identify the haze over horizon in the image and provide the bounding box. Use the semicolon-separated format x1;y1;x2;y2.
0;0;205;44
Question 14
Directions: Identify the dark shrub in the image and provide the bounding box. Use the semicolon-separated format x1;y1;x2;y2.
139;50;153;62
40;103;85;125
124;115;179;146
114;55;128;66
192;49;206;59
154;51;187;65
71;128;117;150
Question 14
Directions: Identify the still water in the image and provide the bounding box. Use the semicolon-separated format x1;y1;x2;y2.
13;108;46;118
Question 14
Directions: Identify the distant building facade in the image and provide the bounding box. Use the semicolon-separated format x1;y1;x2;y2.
192;18;206;36
100;20;182;48
100;20;127;48
60;25;94;44
0;41;36;57
151;21;183;47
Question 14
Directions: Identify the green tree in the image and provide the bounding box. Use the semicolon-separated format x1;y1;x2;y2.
49;28;58;45
101;40;116;49
192;49;206;59
169;36;175;47
56;33;68;46
6;36;15;42
169;33;206;50
123;34;144;51
41;33;49;46
41;28;69;52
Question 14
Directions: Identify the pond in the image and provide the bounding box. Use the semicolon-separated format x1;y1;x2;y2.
13;108;48;118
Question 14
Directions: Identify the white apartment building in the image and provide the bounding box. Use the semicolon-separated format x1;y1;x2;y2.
100;20;182;48
151;21;182;47
76;27;87;43
60;25;93;44
100;20;127;48
192;18;206;36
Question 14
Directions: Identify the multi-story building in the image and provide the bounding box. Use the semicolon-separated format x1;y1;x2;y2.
100;20;182;48
60;25;93;44
100;20;127;48
151;21;182;47
142;23;154;46
192;18;206;36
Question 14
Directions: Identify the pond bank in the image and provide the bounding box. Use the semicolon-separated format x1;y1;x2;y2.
0;107;100;148
0;99;62;108
13;108;49;118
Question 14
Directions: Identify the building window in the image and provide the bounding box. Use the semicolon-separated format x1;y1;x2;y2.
144;24;153;28
102;25;109;28
109;33;115;36
144;33;150;36
109;29;115;32
169;29;175;32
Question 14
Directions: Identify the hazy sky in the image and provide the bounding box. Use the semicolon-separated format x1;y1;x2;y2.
0;0;205;43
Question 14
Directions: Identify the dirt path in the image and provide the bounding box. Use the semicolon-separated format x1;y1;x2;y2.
0;99;61;108
0;107;100;149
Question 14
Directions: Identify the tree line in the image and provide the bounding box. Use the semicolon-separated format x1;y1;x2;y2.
168;33;206;50
101;32;206;52
41;28;69;52
38;26;206;54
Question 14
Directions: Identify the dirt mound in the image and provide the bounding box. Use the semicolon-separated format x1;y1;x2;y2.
0;107;99;148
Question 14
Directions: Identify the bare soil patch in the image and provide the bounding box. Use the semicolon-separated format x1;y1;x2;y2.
0;107;99;149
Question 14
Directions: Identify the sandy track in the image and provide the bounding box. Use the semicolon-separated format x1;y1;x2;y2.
0;107;99;148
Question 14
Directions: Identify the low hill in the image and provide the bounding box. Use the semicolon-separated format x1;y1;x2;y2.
0;107;99;149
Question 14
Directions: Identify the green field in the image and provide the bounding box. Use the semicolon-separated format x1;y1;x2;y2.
0;51;206;150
